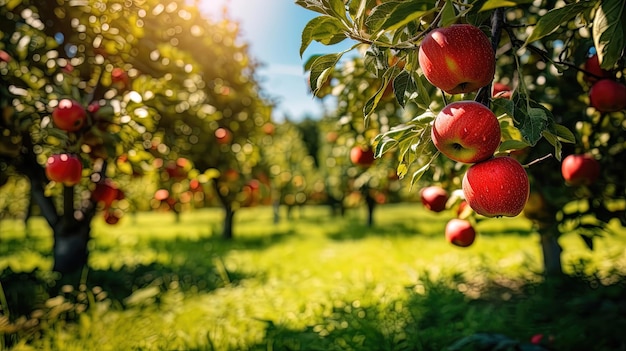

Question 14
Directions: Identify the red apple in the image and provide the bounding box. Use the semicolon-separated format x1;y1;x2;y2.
45;154;83;186
420;185;449;212
462;156;529;217
583;54;611;83
103;209;121;225
0;49;12;62
350;146;375;167
561;154;600;186
111;67;130;90
492;82;512;99
445;218;476;247
418;24;495;94
215;127;232;144
154;189;170;201
92;179;121;209
589;79;626;112
52;99;87;132
431;101;501;163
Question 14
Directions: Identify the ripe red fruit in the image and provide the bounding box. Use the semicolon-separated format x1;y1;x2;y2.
462;156;529;217
583;54;611;83
350;146;375;167
52;99;87;132
432;101;501;163
445;218;476;247
45;154;83;186
111;67;130;90
92;180;121;209
103;210;121;225
492;82;512;99
420;186;449;212
589;79;626;113
561;154;600;186
418;24;495;94
215;127;232;144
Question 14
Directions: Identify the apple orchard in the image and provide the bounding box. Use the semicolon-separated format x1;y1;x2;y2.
299;0;625;276
0;0;625;280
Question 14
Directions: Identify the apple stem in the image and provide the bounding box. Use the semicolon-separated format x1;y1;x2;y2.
523;153;553;168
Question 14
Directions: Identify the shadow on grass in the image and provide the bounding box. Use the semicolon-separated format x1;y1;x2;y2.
243;273;626;351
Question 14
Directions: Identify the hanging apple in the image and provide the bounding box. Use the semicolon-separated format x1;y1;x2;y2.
418;24;495;94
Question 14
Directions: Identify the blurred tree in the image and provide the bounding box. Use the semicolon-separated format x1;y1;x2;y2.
0;0;271;273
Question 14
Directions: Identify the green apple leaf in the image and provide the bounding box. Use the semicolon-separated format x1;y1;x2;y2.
365;1;432;34
439;0;458;27
308;53;343;94
592;0;626;70
479;0;517;12
392;70;412;107
524;2;591;46
410;149;439;189
498;139;530;154
324;0;350;22
541;130;563;161
552;123;576;144
295;0;329;15
300;16;348;57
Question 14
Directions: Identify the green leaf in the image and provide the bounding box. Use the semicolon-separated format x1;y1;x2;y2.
552;123;576;144
542;130;563;161
410;150;439;189
365;1;432;34
300;16;348;57
593;0;626;69
498;139;530;153
479;0;521;12
323;0;349;22
439;0;458;27
295;0;329;15
309;53;343;94
524;2;591;45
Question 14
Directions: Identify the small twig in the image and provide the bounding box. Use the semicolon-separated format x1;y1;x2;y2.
524;153;553;168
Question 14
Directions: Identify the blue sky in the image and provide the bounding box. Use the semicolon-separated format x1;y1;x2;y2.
200;0;354;121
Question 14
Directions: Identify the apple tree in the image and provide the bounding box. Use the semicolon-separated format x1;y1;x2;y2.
0;0;272;273
309;54;406;226
258;119;322;223
298;0;625;276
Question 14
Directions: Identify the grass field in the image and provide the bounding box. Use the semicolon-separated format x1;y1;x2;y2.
1;203;626;350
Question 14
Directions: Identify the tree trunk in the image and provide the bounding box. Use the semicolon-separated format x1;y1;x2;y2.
53;222;90;273
222;205;235;239
21;135;97;274
538;224;563;277
365;192;376;227
52;185;91;274
272;199;280;224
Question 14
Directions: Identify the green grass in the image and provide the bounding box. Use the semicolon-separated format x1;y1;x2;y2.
1;203;626;350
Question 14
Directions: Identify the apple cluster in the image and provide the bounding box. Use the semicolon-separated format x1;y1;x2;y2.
419;24;530;219
584;54;626;113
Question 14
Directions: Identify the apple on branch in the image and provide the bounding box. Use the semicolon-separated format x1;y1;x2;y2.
588;79;626;113
561;154;600;186
418;24;495;95
462;156;529;217
350;145;375;167
431;101;501;164
215;127;233;144
445;218;476;247
52;99;88;132
45;154;83;186
420;185;449;212
583;54;612;83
